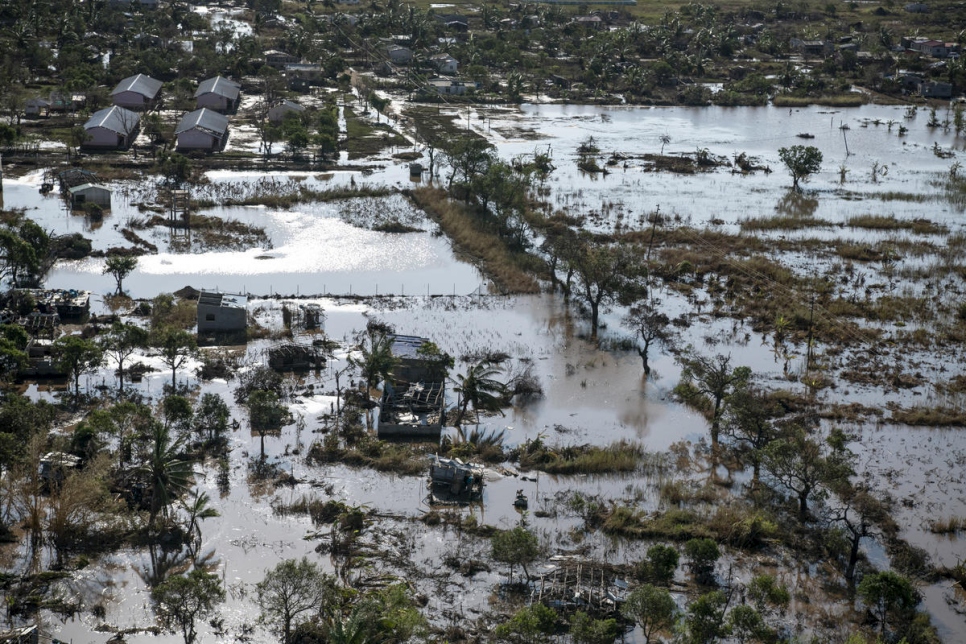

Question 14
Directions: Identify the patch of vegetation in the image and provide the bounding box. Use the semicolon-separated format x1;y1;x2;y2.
345;107;408;160
846;215;947;235
511;438;644;474
307;436;431;476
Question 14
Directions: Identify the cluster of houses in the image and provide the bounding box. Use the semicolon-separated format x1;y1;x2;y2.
900;36;961;59
78;73;237;152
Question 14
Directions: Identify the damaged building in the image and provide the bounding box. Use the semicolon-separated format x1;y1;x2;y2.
377;334;448;439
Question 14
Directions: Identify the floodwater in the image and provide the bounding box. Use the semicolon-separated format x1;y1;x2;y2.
5;102;966;642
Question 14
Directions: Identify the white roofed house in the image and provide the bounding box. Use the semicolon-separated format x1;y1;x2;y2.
429;53;459;75
67;184;111;209
110;73;163;110
176;108;230;152
82;106;141;149
194;76;241;113
25;98;51;118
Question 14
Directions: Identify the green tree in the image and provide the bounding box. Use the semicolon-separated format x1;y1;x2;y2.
857;571;920;638
685;538;721;586
563;237;646;341
494;603;556;644
683;590;730;644
675;351;751;465
152;568;225;644
350;330;399;396
491;525;540;582
452;360;507;426
621;584;677;644
723;387;782;485
194;393;230;444
248;389;288;460
444;137;496;192
103;255;138;295
762;425;853;522
637;543;679;586
153;327;197;390
180;489;218;557
0;324;29;381
100;321;149;393
623;303;671;376
569;611;617;644
140;423;193;527
162;394;194;438
727;605;768;644
0;228;40;287
778;145;823;190
52;335;104;396
257;558;338;644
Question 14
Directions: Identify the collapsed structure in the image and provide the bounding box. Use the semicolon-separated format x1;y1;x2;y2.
377;334;447;439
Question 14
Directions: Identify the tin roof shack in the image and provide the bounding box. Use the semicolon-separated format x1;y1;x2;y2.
377;334;449;439
67;183;111;209
111;73;163;110
195;76;241;113
21;338;62;378
197;291;247;344
176;108;230;152
427;454;484;501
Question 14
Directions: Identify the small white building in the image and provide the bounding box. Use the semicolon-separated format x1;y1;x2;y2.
175;108;229;152
68;184;112;209
267;99;306;124
195;76;241;112
83;106;141;149
110;73;163;110
426;79;474;95
26;98;51;117
429;53;459;74
387;45;413;64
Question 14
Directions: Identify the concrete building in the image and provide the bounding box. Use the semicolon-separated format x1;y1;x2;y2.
195;76;241;112
110;73;162;110
82;106;141;149
67;184;111;209
197;291;247;335
175;108;229;152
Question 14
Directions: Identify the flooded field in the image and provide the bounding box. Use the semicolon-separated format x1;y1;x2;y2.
4;102;966;643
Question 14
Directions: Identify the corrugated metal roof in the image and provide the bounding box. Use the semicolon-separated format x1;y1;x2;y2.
83;106;140;134
68;183;111;194
194;76;241;100
175;108;229;136
110;73;163;98
198;291;247;308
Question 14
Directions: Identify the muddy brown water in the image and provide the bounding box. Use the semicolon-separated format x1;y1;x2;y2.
4;102;966;641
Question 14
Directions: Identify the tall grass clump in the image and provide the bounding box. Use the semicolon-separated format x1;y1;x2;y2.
512;438;644;474
408;187;540;294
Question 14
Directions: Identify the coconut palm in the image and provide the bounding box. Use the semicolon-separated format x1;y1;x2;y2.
140;423;193;529
452;361;507;427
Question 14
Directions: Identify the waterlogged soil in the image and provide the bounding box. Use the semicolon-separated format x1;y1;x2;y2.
6;102;966;642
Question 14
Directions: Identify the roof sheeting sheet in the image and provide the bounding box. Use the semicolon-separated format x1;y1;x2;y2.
110;73;163;98
83;106;140;134
194;76;241;100
175;108;229;136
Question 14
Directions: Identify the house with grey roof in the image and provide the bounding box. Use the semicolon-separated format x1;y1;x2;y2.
175;108;229;152
195;76;241;113
429;53;459;74
267;99;305;123
83;106;141;149
111;73;163;110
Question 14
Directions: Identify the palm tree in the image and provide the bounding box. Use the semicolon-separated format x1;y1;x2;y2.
140;423;193;529
327;610;369;644
182;490;218;558
452;361;507;427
